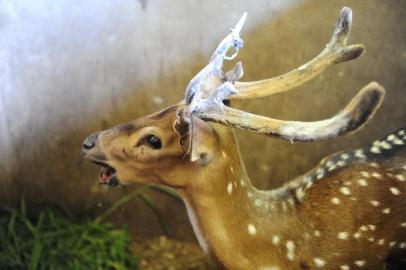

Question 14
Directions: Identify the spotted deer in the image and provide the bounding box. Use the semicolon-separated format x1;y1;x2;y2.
82;8;406;270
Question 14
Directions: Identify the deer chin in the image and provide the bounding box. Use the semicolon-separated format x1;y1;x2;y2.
94;161;120;187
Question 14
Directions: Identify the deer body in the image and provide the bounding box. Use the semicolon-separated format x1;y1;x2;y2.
179;124;406;269
82;8;406;269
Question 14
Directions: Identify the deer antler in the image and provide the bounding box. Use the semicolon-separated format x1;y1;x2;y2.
231;7;365;99
193;82;384;142
181;7;385;142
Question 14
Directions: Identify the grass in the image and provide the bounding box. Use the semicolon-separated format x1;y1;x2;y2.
0;185;182;270
0;200;139;270
95;185;181;236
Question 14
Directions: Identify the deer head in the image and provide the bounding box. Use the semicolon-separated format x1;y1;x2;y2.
82;7;384;190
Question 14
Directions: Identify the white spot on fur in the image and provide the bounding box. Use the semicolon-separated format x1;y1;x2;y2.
369;162;379;168
370;200;380;207
360;171;370;177
382;208;391;214
314;258;326;268
353;232;362;239
341;153;350;160
337;160;346;167
377;239;385;245
338;232;349;240
296;188;305;201
357;179;368;186
227;183;233;194
354;260;366;267
272;235;280;245
305;178;313;189
328;164;337;171
368;237;375;242
331;197;341;205
395;174;405;181
314;230;321;237
400;222;406;228
370;146;381;154
393;139;404;145
381;141;391;149
368;225;376;231
340;265;350;270
389;241;397;247
389;187;401;195
371;172;382;179
248;224;257;236
360;226;368;231
400;242;406;249
286;240;295;261
355;149;366;159
344;181;352;186
222;151;227;158
340;187;351;196
316;168;325;179
326;160;334;167
387;134;396;141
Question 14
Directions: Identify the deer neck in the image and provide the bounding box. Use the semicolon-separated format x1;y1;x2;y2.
178;130;296;269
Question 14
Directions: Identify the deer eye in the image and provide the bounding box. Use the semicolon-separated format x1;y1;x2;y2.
145;134;162;149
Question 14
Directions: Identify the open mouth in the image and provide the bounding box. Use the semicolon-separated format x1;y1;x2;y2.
93;161;120;187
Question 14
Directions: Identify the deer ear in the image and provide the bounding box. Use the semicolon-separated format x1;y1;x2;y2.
189;115;218;165
173;107;218;165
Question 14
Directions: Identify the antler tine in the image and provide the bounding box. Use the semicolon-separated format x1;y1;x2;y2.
184;12;247;106
231;7;365;100
194;82;385;142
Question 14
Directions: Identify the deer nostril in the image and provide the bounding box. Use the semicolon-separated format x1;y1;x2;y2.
82;132;100;153
83;140;95;150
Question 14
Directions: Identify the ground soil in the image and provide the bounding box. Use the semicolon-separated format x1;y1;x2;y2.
132;236;219;270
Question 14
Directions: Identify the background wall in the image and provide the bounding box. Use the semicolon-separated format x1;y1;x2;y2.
0;0;405;242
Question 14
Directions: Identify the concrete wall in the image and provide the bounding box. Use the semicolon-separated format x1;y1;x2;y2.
0;0;405;242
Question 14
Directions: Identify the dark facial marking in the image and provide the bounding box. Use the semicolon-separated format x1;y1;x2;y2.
115;123;140;135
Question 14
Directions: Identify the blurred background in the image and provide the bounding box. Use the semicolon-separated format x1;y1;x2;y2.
0;0;405;269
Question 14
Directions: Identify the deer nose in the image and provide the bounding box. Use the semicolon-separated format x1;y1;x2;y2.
82;132;100;154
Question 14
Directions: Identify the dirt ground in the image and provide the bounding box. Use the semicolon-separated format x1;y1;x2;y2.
132;236;219;270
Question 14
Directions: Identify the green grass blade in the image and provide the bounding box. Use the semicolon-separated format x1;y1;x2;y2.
94;186;149;224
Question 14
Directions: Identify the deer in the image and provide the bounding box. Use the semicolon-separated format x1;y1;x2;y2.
82;7;406;270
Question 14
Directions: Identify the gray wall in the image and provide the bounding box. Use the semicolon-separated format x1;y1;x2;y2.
0;0;405;242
